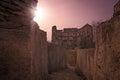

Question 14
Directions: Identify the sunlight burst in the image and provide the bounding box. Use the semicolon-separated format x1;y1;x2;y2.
34;7;44;22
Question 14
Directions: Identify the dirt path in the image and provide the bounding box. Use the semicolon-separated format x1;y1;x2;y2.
48;68;83;80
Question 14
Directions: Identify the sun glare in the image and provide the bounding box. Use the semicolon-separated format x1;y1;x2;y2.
34;7;44;22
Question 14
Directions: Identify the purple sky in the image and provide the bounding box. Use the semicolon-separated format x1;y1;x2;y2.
37;0;118;41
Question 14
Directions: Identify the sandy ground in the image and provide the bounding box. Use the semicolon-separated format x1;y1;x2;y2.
48;67;83;80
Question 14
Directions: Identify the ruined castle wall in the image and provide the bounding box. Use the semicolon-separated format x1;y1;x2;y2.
0;23;33;80
48;43;67;73
0;0;48;80
0;22;48;80
0;20;48;80
76;48;95;80
94;16;120;80
31;23;48;80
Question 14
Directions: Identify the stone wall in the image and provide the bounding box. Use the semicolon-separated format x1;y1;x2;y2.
76;1;120;80
0;21;48;80
76;48;95;80
0;0;37;22
113;0;120;16
48;43;67;73
31;23;48;80
0;0;48;80
94;16;120;80
67;50;77;66
76;16;120;80
0;22;33;80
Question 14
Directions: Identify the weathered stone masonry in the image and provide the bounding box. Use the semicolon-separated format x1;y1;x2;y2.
0;0;119;80
94;1;120;79
0;0;48;80
52;24;95;67
76;1;120;80
48;43;67;73
76;48;95;80
31;23;48;80
52;24;95;49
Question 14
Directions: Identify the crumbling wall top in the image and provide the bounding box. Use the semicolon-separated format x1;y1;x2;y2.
0;0;38;22
114;0;120;16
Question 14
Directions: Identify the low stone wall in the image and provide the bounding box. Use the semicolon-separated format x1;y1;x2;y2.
67;50;76;66
48;43;67;73
76;48;95;80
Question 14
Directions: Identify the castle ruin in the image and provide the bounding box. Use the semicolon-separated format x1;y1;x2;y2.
52;24;95;49
0;0;120;80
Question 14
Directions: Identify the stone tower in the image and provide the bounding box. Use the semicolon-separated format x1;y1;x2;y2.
114;0;120;16
52;25;57;43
